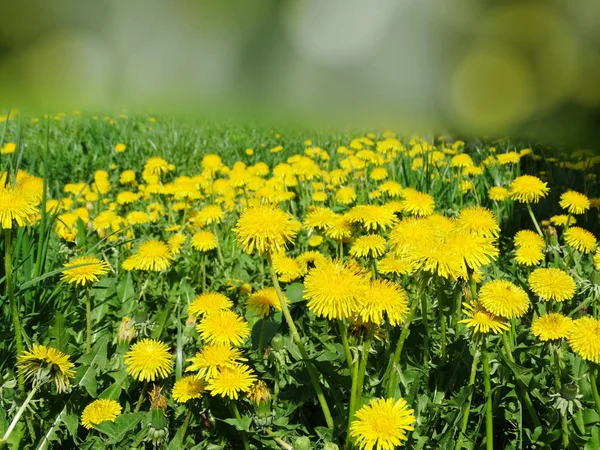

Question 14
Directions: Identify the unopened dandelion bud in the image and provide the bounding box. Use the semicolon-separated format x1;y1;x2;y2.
293;436;311;450
117;317;136;344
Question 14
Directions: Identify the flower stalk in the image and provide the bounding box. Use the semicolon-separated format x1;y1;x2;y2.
5;229;24;391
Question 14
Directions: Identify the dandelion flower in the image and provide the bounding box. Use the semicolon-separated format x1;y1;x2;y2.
568;317;600;363
124;240;173;271
304;207;337;230
401;189;435;217
478;280;529;319
559;191;590;215
564;227;597;254
272;253;306;282
188;293;232;320
186;344;246;379
114;143;126;153
514;230;544;249
248;380;271;405
196;310;250;346
193;205;225;226
81;399;122;429
16;345;74;394
459;301;509;334
377;253;415;276
336;186;357;204
168;233;186;256
0;184;38;229
358;280;409;326
308;235;323;247
528;268;576;302
594;248;600;270
515;245;544;266
61;256;110;286
304;259;369;319
350;397;415;450
191;230;218;252
345;205;398;231
206;363;257;400
247;287;287;317
234;205;299;254
488;186;509;201
456;206;499;238
350;235;387;259
172;376;205;403
509;175;549;203
324;214;353;241
124;339;173;381
550;215;576;227
531;313;573;341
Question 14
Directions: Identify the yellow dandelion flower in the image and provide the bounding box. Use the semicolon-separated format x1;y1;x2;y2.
247;287;288;318
61;256;110;286
515;245;544;266
172;376;205;403
17;345;75;393
272;253;306;283
234;205;299;254
81;399;122;429
459;301;509;334
564;227;597;254
304;207;338;230
531;313;573;341
193;205;225;226
345;205;398;231
324;214;353;241
568;317;600;363
116;191;139;205
594;248;600;270
168;233;186;256
401;189;435;217
496;152;521;165
248;380;271;405
124;240;173;271
196;310;250;346
488;186;509;201
509;175;549;203
478;280;529;319
206;363;257;400
186;344;246;379
528;268;576;302
358;279;409;326
336;186;357;205
456;206;499;238
349;235;387;259
304;259;369;320
188;292;233;317
379;181;404;197
124;339;173;381
350;397;415;450
550;214;576;227
0;184;38;229
377;253;415;276
514;230;544;249
370;167;388;181
191;230;218;252
308;235;324;247
559;191;590;215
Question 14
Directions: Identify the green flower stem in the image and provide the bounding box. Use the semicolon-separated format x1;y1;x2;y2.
258;317;268;354
230;401;250;450
347;356;359;448
338;320;353;372
553;349;569;448
455;347;480;450
421;293;429;367
212;224;224;265
525;203;544;237
85;288;92;354
265;428;293;450
386;293;420;397
481;338;493;450
267;254;335;430
4;229;24;392
134;380;148;413
588;363;600;413
1;382;40;443
502;333;541;427
355;325;374;410
201;253;206;292
438;289;447;363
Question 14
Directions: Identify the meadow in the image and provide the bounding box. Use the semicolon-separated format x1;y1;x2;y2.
0;111;599;449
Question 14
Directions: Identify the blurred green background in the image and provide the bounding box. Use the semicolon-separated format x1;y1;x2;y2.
1;0;599;146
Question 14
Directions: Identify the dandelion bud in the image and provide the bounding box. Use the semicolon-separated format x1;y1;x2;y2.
117;317;136;344
293;436;311;450
271;334;284;352
323;443;340;450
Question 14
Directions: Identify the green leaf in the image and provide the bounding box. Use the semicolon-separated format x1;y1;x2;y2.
585;425;600;450
151;305;173;340
95;413;145;444
48;311;70;352
76;335;109;397
62;412;79;440
285;283;304;304
99;368;130;400
251;319;280;350
222;416;251;432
